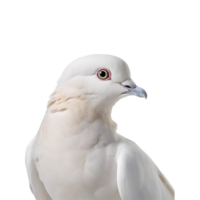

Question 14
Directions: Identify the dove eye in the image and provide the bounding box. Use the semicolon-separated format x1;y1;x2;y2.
96;68;111;80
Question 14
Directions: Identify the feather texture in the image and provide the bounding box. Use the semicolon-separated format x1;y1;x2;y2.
26;55;174;200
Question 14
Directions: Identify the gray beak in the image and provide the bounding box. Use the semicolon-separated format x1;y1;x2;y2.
121;80;147;99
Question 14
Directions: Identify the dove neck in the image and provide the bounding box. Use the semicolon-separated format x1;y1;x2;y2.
44;94;117;149
40;112;117;151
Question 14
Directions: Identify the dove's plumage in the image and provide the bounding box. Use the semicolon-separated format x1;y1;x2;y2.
25;55;174;200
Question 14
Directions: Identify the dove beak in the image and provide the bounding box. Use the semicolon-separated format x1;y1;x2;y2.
121;79;147;99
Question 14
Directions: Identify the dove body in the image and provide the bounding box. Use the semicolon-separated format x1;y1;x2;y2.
26;55;174;200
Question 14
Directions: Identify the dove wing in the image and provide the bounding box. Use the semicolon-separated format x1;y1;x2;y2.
25;138;52;200
116;143;174;200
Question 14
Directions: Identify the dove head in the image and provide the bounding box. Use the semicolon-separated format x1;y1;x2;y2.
48;55;147;121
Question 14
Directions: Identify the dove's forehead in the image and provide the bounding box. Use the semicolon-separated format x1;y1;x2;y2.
58;55;131;84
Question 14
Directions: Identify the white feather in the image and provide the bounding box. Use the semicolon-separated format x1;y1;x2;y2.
26;55;174;200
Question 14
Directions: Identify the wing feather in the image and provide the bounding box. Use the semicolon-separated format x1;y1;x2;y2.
25;138;52;200
117;142;174;200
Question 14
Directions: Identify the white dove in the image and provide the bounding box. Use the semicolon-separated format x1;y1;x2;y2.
25;55;174;200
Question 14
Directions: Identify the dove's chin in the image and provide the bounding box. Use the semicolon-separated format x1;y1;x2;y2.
121;91;132;96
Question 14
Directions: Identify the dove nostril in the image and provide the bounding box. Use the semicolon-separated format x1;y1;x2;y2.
124;85;131;88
